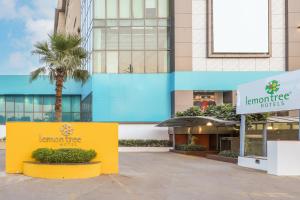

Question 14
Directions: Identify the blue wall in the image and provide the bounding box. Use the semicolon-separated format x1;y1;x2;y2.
0;75;81;95
91;74;171;122
0;72;285;122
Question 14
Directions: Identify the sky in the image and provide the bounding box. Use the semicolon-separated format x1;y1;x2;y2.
0;0;56;75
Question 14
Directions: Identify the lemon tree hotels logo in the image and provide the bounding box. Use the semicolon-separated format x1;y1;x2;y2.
39;124;82;146
245;80;292;109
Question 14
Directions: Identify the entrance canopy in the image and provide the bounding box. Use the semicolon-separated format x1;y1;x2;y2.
157;116;238;128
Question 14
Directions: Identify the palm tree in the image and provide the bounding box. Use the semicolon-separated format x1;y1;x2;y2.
31;34;89;122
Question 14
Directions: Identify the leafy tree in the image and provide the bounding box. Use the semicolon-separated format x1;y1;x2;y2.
31;34;89;121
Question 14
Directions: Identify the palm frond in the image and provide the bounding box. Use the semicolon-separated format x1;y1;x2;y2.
30;67;47;82
72;69;90;84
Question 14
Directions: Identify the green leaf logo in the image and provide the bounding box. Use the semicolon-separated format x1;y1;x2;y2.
265;80;280;95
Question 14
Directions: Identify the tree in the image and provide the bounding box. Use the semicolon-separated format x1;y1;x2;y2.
31;34;89;121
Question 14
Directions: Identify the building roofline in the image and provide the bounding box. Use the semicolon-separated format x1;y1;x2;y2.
54;0;67;34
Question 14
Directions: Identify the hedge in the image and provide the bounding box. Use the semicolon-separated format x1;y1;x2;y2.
175;144;207;151
218;150;239;158
32;148;97;164
119;140;171;147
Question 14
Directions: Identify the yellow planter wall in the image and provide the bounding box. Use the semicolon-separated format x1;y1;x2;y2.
6;122;118;174
23;162;102;179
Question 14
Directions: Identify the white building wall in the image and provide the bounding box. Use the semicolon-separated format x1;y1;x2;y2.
192;0;286;72
119;124;169;140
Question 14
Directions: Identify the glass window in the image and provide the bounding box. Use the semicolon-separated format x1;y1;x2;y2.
15;112;24;121
44;96;55;113
106;19;118;26
94;0;105;19
132;19;144;26
132;27;145;50
145;19;157;26
132;51;145;73
93;51;105;73
33;113;43;122
44;112;55;122
133;0;144;18
145;0;157;18
23;113;33;122
120;0;131;18
34;96;43;112
94;28;105;50
158;0;169;17
25;96;33;112
0;96;5;112
119;27;131;50
107;0;118;18
72;96;81;113
145;51;157;73
5;96;14;112
62;96;71;112
63;113;72;122
0;113;5;124
119;20;131;26
158;27;168;49
106;51;119;73
6;113;15;122
72;113;81;122
107;27;119;50
119;51;132;73
158;51;168;72
145;27;157;50
15;96;24;113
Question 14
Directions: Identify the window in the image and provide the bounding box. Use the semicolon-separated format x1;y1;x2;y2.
93;28;105;50
106;51;119;73
120;0;131;18
94;0;105;19
132;51;145;73
158;51;168;72
93;51;105;73
145;27;157;50
107;0;118;18
107;27;119;50
145;51;157;73
158;0;169;17
119;27;131;50
132;27;145;50
145;0;157;18
133;0;144;18
5;96;14;113
0;96;5;112
119;51;132;73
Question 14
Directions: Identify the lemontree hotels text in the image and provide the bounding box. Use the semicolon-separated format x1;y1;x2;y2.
237;70;300;114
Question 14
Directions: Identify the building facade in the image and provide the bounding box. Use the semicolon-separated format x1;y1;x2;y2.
1;0;300;139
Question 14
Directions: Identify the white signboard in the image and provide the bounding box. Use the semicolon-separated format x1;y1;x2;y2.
212;0;269;53
237;70;300;114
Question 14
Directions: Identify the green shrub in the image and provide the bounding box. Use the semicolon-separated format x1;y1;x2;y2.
119;140;171;147
32;148;97;164
218;150;239;158
175;144;207;151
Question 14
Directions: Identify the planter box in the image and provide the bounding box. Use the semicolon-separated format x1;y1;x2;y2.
206;154;238;164
23;162;101;179
170;149;218;157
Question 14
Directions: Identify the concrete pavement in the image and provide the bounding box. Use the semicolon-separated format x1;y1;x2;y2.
1;150;300;200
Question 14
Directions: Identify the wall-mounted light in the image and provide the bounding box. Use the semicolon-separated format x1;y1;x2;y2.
206;122;213;127
267;126;273;130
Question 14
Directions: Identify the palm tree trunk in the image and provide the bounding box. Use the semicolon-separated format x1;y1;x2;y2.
55;73;64;122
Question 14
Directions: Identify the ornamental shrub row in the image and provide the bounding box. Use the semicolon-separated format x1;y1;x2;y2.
119;140;171;147
218;150;239;158
175;144;207;151
32;148;97;164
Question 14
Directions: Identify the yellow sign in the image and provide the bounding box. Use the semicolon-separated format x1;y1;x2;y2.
6;122;118;175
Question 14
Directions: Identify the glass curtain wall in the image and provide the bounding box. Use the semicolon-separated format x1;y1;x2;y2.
93;0;170;73
0;95;81;124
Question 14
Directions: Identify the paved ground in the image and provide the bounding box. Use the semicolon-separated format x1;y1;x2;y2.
1;150;300;200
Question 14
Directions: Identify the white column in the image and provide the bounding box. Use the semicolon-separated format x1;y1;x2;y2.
240;115;246;157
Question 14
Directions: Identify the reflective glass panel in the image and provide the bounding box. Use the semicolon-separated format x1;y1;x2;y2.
145;51;158;73
132;51;145;73
15;96;24;113
145;27;157;50
0;96;4;112
158;51;169;72
158;27;168;49
158;0;169;17
133;0;144;18
106;51;119;73
5;96;14;112
93;51;105;73
132;27;145;50
119;51;132;73
120;0;131;18
94;0;105;19
24;96;33;112
34;96;43;112
72;96;81;113
62;96;71;112
107;27;119;50
145;0;157;18
119;27;131;50
94;28;106;50
107;0;118;18
44;96;55;113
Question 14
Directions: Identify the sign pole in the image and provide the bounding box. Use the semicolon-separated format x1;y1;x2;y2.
239;115;246;157
298;110;300;140
263;123;268;157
